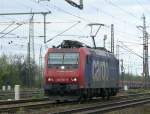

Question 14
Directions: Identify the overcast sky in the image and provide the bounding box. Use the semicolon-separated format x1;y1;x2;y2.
0;0;150;75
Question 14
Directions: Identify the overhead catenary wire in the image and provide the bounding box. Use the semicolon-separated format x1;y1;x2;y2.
42;2;91;22
119;41;143;59
115;26;139;38
0;36;27;39
0;1;147;55
105;0;141;22
29;0;51;11
135;0;150;14
88;7;140;43
28;0;90;22
16;0;34;9
0;21;80;24
31;0;141;42
0;24;23;39
58;34;89;38
0;32;16;36
119;40;150;46
46;21;81;43
90;5;137;27
0;22;15;33
41;0;142;30
87;2;140;39
118;40;142;45
34;0;139;29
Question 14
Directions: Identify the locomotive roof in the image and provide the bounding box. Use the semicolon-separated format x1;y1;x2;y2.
89;48;116;59
52;40;117;59
56;40;91;48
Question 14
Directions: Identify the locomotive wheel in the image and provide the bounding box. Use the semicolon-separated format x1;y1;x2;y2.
101;89;106;100
106;89;110;100
44;90;50;96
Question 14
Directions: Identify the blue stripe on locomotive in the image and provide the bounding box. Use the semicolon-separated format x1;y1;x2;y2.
84;55;92;88
84;52;119;89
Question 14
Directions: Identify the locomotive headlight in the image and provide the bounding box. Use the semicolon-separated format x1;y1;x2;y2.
71;77;77;82
48;77;54;82
73;78;77;82
61;66;65;70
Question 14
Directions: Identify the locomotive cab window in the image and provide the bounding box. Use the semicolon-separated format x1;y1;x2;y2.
48;52;79;68
64;53;79;64
48;53;63;65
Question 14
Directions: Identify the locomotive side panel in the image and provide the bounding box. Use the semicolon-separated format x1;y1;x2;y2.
90;55;109;88
88;52;119;89
108;58;119;88
84;55;92;88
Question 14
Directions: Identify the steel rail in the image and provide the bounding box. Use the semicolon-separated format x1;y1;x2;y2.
0;92;149;113
0;97;77;112
81;97;150;114
53;97;150;114
0;91;43;100
0;97;48;105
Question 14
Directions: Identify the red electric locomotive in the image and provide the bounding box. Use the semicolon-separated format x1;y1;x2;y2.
44;40;119;99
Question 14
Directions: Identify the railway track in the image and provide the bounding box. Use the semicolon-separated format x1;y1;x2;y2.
0;98;53;113
53;97;150;114
0;89;44;100
0;97;76;113
0;92;149;113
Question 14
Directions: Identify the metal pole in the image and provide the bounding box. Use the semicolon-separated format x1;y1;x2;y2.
116;44;119;59
28;15;34;87
92;36;96;49
121;59;124;88
0;11;50;44
27;42;31;87
111;24;114;54
103;35;107;48
29;15;35;62
80;0;83;9
142;15;149;88
39;45;43;88
43;13;47;43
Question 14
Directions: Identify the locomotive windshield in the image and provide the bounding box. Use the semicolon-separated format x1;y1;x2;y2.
48;53;79;65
